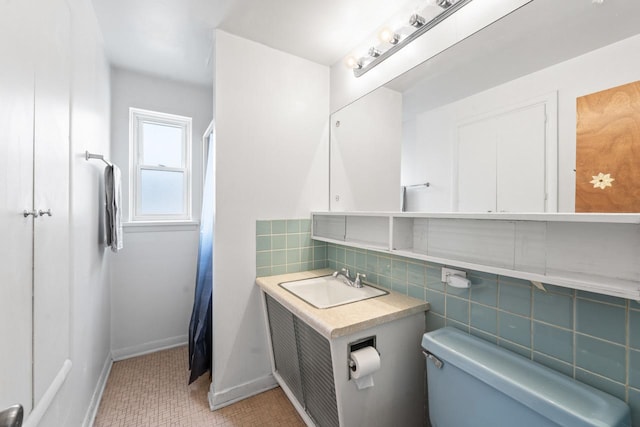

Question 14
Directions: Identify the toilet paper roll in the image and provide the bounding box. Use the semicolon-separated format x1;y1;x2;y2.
354;375;374;390
350;346;380;390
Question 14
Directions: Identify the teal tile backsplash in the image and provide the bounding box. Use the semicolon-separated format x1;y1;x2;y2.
326;242;640;424
256;219;327;277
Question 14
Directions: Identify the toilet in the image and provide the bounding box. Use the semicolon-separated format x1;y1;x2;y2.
421;327;631;427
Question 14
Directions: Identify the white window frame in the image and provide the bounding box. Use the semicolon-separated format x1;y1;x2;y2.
129;107;192;222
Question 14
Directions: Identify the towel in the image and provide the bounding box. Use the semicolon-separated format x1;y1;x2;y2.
104;164;123;252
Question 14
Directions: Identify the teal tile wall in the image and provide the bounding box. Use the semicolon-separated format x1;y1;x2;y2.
327;243;640;424
256;219;327;276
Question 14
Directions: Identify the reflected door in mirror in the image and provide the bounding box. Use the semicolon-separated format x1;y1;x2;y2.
576;80;640;212
457;103;547;212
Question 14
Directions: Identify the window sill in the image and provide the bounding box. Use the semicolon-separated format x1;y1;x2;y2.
123;220;200;233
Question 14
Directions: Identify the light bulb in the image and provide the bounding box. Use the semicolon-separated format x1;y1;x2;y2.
344;55;362;70
378;27;400;45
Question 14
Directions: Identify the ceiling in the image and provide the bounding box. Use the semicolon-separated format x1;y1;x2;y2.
90;0;640;95
91;0;418;86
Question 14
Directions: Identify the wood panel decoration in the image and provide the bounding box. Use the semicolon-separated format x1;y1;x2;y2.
576;80;640;212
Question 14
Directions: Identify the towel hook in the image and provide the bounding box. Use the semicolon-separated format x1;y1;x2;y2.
85;150;112;167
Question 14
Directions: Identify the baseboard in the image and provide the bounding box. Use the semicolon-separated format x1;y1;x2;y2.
111;335;188;361
82;354;113;427
208;374;278;410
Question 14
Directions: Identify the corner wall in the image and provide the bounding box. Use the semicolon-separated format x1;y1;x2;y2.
211;30;329;407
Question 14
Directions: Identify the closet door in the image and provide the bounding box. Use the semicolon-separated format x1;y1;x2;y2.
32;0;71;404
0;0;36;414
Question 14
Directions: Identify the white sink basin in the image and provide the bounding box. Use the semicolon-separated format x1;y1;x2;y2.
279;275;388;309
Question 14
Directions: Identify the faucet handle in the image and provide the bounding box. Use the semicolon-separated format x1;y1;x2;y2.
355;273;366;286
341;267;350;277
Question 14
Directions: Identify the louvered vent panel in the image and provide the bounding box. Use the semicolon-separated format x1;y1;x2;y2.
296;319;339;427
265;295;304;404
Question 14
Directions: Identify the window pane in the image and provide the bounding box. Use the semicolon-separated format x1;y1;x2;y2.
142;122;183;167
140;169;184;215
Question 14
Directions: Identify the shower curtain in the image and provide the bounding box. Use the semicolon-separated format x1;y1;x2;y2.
188;138;214;384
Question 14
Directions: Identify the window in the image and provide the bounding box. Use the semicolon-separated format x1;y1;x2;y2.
129;108;192;221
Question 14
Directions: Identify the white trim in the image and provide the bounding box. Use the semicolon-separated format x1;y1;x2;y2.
122;220;200;226
82;354;113;427
122;220;199;233
208;374;278;410
111;335;187;361
22;360;73;427
202;119;214;189
129;107;193;222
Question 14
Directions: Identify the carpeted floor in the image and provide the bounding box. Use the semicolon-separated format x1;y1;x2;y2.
93;346;305;426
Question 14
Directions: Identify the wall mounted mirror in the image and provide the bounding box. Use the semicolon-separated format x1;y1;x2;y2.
329;0;640;213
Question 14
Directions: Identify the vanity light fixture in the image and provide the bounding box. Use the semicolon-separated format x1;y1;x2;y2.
349;0;473;78
409;13;426;28
437;0;455;8
368;47;382;58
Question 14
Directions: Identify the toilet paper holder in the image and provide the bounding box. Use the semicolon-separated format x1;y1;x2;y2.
348;336;378;376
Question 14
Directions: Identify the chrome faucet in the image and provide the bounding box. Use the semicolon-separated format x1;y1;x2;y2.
332;268;366;288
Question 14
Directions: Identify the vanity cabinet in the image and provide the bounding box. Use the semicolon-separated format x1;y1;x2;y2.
265;295;304;405
312;212;640;300
259;275;427;427
265;295;339;427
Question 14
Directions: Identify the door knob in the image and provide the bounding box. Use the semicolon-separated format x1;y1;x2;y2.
38;209;52;217
23;209;38;218
0;404;23;427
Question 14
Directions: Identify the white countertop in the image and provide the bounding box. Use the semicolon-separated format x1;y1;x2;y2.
256;269;430;339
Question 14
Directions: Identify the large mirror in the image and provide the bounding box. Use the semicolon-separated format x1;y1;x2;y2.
329;0;640;213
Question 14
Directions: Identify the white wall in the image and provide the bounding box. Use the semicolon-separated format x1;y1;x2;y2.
36;0;112;425
109;68;212;358
110;226;200;359
402;33;640;212
211;30;329;408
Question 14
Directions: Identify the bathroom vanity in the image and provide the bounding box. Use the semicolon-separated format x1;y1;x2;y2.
257;269;429;427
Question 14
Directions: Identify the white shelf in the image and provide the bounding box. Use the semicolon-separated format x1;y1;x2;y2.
312;214;390;251
316;211;640;223
312;211;640;301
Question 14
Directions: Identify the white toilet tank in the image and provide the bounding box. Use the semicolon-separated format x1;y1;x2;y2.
422;327;630;427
